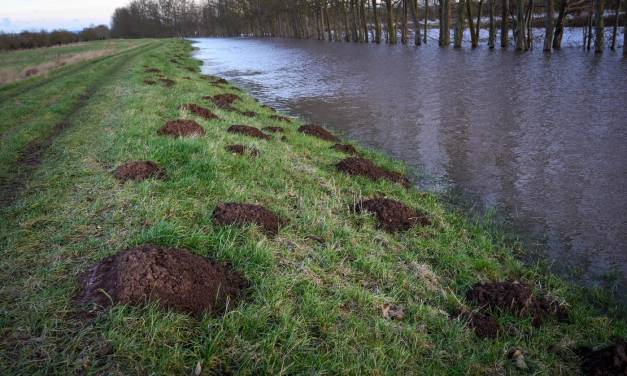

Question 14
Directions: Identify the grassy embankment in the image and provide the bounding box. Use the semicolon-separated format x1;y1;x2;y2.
0;39;624;375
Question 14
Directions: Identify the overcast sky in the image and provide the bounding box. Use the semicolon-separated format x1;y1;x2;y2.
1;0;129;32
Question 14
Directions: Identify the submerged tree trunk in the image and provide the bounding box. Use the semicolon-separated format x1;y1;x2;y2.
386;0;397;43
544;0;555;50
350;0;359;42
516;0;527;50
475;0;484;44
401;0;409;43
409;0;423;44
372;0;382;42
526;0;533;49
501;0;510;47
424;0;429;43
586;0;593;50
455;0;466;47
440;0;451;46
594;0;605;52
360;0;369;42
466;0;478;48
553;0;567;48
489;0;496;47
610;0;621;50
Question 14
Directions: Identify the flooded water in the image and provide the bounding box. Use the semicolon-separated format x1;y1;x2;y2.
192;37;627;297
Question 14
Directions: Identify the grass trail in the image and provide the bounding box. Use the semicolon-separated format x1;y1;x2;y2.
0;39;624;375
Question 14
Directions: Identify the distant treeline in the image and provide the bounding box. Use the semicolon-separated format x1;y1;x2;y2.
111;0;624;53
0;25;110;51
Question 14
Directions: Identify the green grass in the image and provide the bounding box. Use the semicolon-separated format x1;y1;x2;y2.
0;39;624;375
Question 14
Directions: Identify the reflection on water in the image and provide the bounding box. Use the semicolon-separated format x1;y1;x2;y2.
192;37;627;296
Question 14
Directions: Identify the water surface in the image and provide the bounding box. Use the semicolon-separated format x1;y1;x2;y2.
192;37;627;296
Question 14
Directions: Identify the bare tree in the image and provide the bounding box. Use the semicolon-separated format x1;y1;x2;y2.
594;0;605;52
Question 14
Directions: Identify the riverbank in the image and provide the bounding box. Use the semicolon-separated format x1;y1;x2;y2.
0;39;624;374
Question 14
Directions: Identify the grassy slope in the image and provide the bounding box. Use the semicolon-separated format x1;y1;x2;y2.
0;39;624;375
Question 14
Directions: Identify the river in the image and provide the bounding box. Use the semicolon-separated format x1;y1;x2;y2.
192;37;627;298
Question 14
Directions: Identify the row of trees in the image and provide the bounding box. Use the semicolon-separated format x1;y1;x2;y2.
110;0;625;53
0;25;110;51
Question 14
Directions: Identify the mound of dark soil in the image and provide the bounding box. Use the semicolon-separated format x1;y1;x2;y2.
577;340;627;376
143;79;156;85
269;115;292;123
144;67;161;73
159;78;175;87
225;144;259;157
206;94;241;109
355;198;430;232
113;161;165;182
212;203;282;236
227;125;271;140
79;245;248;317
186;67;196;72
25;68;39;77
332;144;359;155
264;126;285;133
181;103;219;120
158;119;205;137
453;311;502;339
239;111;257;117
466;281;567;326
336;157;410;187
298;124;339;142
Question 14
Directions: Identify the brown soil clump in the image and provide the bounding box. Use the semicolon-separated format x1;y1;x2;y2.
577;340;627;376
143;79;156;85
205;93;241;110
225;144;259;157
79;245;248;317
186;67;197;72
227;125;271;140
269;115;292;123
298;124;339;142
113;161;165;182
264;126;285;133
336;157;410;187
212;203;282;236
453;311;502;339
466;281;567;327
158;119;205;137
25;68;39;77
144;67;161;73
332;144;359;155
239;111;257;117
181;103;219;120
355;198;430;232
159;78;175;87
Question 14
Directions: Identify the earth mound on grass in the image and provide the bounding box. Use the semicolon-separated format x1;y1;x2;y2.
577;340;627;376
143;79;156;85
269;115;292;123
226;144;259;157
181;103;219;120
355;198;430;232
205;94;241;110
212;203;282;236
79;245;248;317
336;157;410;187
466;281;567;326
228;125;271;140
332;144;359;155
298;124;339;142
158;120;205;137
159;78;175;87
264;126;285;133
453;311;502;339
113;161;165;182
144;67;160;73
25;68;39;77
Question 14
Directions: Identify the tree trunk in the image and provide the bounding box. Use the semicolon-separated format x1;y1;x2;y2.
586;0;593;49
466;0;478;48
594;0;605;52
386;0;397;43
409;0;423;44
424;0;429;42
526;0;533;49
610;0;621;50
343;0;351;41
501;0;510;47
401;0;408;43
489;0;496;47
361;0;370;42
324;1;333;41
372;0;382;42
543;0;554;50
475;0;484;44
553;0;567;48
516;0;527;50
455;0;466;47
440;0;451;45
350;0;359;41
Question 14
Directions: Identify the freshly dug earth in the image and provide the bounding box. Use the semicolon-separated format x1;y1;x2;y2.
332;144;359;155
228;125;272;140
264;126;285;133
226;144;259;157
79;245;249;317
270;115;292;123
298;124;339;142
355;198;431;232
113;161;165;182
181;103;219;120
143;79;156;85
159;78;175;87
158;120;206;137
454;311;502;339
336;157;410;187
212;203;282;236
205;94;241;110
578;340;627;376
466;282;567;326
